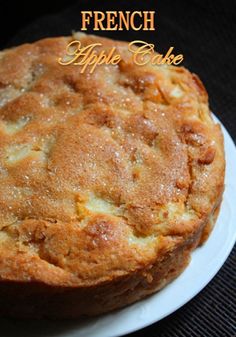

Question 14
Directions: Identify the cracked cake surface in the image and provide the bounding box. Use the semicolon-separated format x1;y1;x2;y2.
0;33;225;317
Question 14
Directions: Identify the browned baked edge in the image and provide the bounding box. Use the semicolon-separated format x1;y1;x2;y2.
0;199;222;319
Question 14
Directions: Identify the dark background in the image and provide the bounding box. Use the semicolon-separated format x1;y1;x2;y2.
0;1;235;336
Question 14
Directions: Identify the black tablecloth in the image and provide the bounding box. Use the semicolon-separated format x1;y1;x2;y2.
2;0;236;336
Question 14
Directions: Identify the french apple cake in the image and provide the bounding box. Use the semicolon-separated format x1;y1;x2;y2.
0;33;225;318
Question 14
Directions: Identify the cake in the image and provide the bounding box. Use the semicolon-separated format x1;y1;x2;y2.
0;33;225;318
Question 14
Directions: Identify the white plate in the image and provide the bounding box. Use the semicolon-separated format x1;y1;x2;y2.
1;115;236;337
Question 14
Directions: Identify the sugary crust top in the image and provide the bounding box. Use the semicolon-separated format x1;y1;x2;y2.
0;33;225;286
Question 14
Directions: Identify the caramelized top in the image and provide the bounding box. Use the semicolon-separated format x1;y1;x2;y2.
0;33;225;286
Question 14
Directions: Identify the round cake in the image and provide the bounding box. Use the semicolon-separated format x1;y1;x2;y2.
0;33;225;318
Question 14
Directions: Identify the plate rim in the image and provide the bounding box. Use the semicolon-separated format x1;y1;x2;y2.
76;114;236;337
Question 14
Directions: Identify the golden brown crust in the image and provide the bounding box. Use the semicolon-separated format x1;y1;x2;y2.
0;33;225;317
